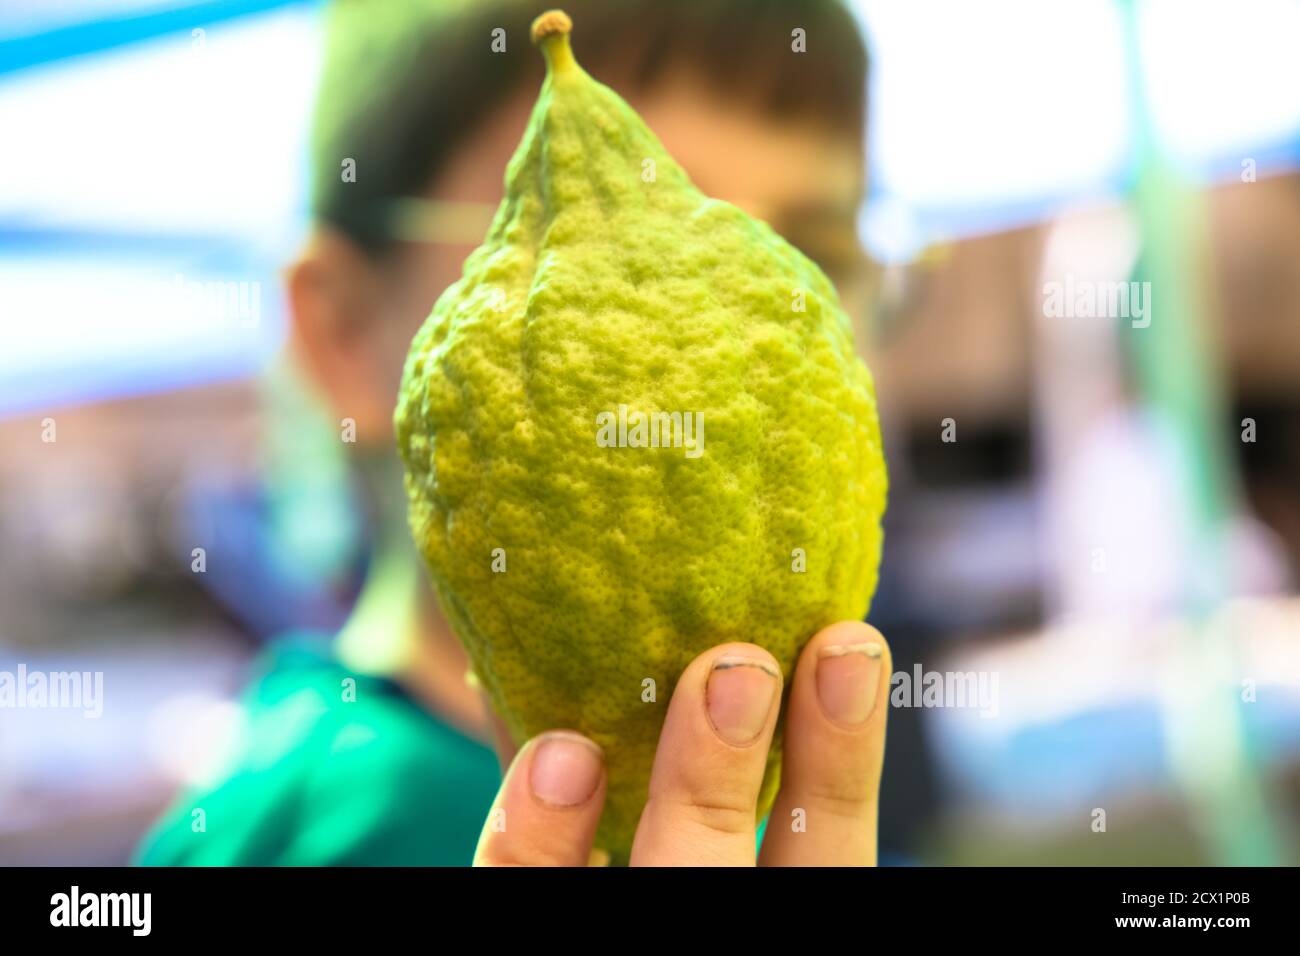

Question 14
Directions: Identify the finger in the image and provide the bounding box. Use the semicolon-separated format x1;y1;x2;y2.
760;621;890;867
631;643;782;866
474;731;606;866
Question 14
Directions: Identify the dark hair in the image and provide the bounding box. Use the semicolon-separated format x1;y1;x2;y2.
311;0;869;259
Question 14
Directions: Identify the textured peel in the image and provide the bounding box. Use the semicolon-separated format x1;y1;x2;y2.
395;10;887;864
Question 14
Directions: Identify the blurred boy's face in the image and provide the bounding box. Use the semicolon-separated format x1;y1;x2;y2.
290;65;866;444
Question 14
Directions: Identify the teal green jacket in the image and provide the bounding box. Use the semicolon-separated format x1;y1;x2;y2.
134;639;501;866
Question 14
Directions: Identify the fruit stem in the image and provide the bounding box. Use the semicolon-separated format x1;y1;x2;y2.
530;9;575;73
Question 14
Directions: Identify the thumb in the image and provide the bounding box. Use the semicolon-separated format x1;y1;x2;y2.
474;731;607;867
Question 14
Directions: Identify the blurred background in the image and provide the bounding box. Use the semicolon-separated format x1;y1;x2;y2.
2;0;1300;865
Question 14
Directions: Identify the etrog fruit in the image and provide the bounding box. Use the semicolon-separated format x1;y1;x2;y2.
395;9;887;864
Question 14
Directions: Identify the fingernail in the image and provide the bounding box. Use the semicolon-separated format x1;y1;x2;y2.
707;655;779;746
816;642;883;726
529;732;603;807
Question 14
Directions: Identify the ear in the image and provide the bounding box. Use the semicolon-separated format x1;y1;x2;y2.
285;229;392;440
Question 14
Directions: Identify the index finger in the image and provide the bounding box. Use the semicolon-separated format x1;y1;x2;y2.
630;643;783;866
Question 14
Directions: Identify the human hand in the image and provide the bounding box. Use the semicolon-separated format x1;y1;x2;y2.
473;620;891;866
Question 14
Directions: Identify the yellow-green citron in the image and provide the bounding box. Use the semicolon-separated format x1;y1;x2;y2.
395;9;887;863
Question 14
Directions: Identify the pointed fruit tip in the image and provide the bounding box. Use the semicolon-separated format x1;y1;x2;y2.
530;10;576;72
530;9;572;44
